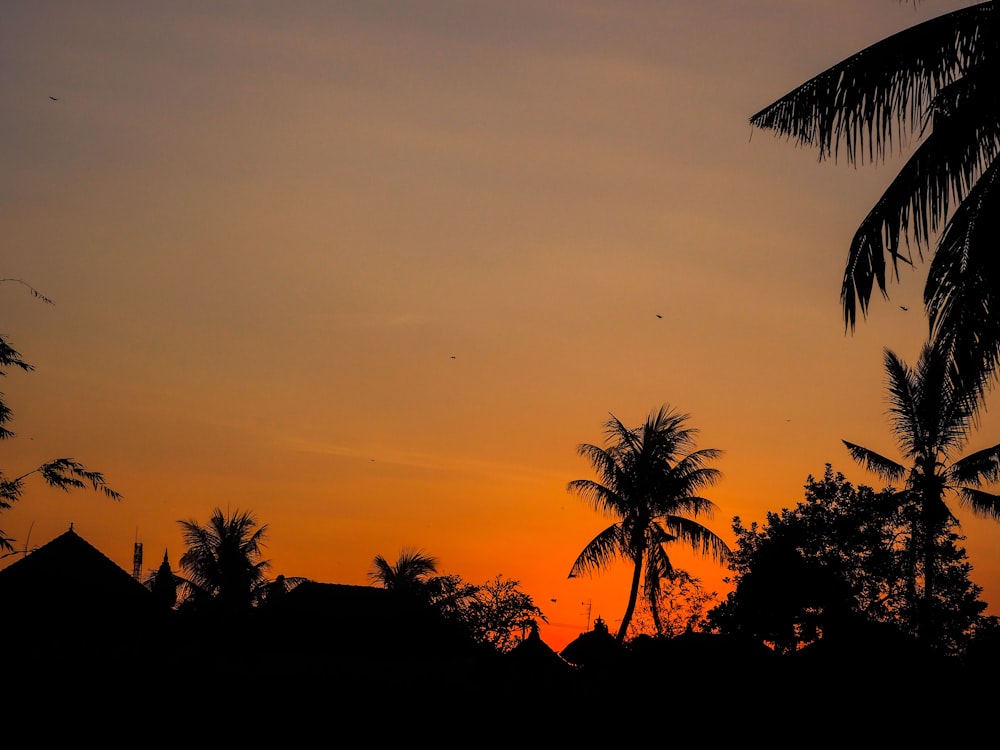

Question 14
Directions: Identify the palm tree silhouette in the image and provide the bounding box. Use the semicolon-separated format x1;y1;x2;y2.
369;547;439;600
177;508;271;614
844;343;1000;641
568;406;729;641
751;4;1000;407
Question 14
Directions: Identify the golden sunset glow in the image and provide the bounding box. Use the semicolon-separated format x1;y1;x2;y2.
3;1;998;653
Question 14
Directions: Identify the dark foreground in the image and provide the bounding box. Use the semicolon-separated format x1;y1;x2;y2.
8;614;996;745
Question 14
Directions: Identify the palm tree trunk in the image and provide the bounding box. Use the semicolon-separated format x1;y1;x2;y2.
616;556;643;641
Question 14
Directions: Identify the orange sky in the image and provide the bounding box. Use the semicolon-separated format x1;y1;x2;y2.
3;1;997;653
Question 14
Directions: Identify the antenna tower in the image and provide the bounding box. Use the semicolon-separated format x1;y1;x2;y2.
132;541;143;581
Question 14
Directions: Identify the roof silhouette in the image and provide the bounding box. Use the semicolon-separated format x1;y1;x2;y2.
506;622;573;674
559;615;626;668
0;525;156;612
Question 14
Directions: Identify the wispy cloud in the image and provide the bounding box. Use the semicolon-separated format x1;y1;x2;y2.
276;434;565;485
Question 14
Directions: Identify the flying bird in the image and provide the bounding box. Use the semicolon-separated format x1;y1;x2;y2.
655;314;663;319
48;96;58;101
900;305;909;311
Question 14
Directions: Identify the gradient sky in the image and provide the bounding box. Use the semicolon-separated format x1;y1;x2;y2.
3;0;996;651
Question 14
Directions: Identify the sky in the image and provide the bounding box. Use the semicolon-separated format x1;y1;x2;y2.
2;0;997;652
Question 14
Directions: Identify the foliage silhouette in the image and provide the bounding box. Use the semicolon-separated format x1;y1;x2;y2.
369;547;439;599
709;465;989;655
370;548;545;652
627;568;717;639
177;507;271;614
751;3;1000;410
460;574;546;653
567;405;729;641
844;345;1000;642
0;279;120;553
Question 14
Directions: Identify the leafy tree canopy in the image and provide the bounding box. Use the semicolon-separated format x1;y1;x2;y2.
370;549;546;652
627;569;718;640
708;465;988;656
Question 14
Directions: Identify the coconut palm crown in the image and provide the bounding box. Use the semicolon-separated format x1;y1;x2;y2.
177;507;271;614
369;547;440;598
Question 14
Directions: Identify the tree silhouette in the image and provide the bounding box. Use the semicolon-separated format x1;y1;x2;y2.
629;569;717;639
461;574;546;653
710;465;988;655
751;4;1000;409
177;508;271;614
844;344;1000;642
0;279;120;552
369;547;440;601
568;405;729;641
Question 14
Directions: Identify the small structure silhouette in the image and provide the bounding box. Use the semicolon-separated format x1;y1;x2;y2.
559;615;626;669
506;622;573;675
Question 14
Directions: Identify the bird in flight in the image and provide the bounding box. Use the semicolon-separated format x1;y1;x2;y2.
900;305;909;311
49;96;59;101
655;314;663;319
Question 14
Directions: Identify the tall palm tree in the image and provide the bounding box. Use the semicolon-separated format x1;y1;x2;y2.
177;507;271;614
369;547;440;599
751;2;1000;408
844;343;1000;641
568;406;729;641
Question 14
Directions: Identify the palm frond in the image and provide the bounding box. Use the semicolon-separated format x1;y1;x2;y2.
568;524;625;578
750;4;989;164
662;494;720;520
574;443;620;486
956;487;1000;519
950;442;1000;485
664;454;724;498
927;153;1000;405
843;440;908;482
661;515;730;563
566;478;626;518
882;348;932;459
841;110;1000;325
911;342;977;457
369;554;393;586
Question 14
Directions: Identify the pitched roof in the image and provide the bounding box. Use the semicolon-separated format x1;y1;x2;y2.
506;624;573;673
559;616;626;667
0;525;158;622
